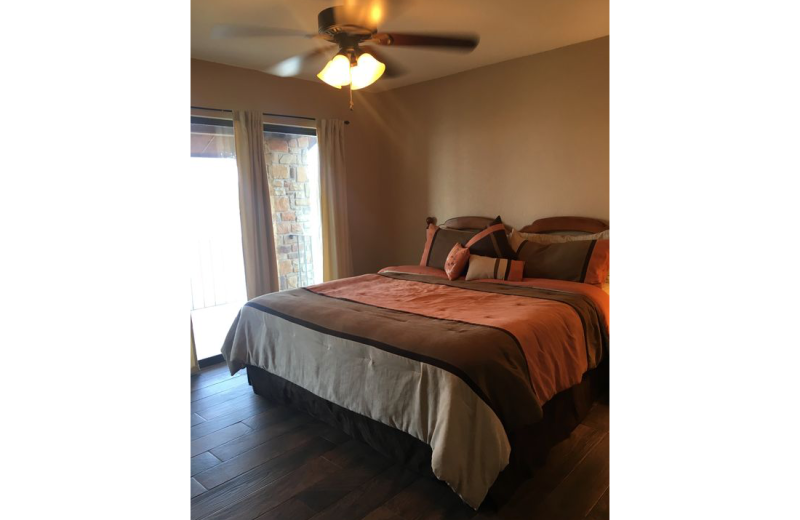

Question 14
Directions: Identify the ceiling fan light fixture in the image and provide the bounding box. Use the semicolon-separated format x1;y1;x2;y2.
317;53;352;88
349;52;386;90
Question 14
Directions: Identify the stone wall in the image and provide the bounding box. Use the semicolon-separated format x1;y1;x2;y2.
264;133;318;290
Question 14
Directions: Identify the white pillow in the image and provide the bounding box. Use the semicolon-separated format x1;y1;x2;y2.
516;227;607;242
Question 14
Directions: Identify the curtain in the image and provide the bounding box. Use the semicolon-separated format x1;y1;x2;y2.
233;110;279;299
190;317;200;374
316;119;353;281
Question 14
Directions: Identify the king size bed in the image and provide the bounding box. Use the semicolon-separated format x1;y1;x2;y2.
221;216;610;509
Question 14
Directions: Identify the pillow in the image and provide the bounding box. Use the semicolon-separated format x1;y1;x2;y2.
465;254;525;282
509;228;610;253
508;229;611;283
508;229;526;253
444;243;470;280
420;224;477;270
464;216;517;259
516;239;609;285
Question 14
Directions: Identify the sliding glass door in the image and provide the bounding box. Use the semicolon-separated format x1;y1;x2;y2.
189;119;247;361
189;114;323;362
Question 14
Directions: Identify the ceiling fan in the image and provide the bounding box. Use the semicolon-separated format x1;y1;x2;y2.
212;2;479;107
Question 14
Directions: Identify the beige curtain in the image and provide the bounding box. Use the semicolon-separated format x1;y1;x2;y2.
317;119;353;281
233;110;279;299
190;317;200;374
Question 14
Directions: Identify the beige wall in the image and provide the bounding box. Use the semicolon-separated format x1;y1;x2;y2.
374;37;609;265
192;36;608;273
191;59;392;274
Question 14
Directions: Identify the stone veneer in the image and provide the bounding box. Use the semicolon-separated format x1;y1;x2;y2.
264;133;318;291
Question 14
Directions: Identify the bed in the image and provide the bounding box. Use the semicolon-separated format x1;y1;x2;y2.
221;215;610;509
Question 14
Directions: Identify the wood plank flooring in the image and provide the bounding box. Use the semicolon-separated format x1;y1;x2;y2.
191;362;609;520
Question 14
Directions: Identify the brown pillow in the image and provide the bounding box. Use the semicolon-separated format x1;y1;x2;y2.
420;224;477;270
517;239;609;285
509;228;611;284
464;216;517;259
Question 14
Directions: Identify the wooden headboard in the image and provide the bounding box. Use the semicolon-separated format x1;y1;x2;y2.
519;216;608;234
426;216;608;234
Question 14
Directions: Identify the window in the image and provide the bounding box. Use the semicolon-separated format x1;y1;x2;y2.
263;128;323;289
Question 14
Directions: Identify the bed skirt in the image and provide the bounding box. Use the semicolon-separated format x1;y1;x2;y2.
245;358;608;507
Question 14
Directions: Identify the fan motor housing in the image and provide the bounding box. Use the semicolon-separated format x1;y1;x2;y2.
318;6;377;39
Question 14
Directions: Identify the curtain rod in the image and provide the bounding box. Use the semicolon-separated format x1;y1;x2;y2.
190;105;350;125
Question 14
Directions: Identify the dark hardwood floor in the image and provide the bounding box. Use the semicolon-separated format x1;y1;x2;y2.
191;362;609;520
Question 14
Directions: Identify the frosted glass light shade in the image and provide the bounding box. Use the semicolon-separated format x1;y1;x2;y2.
317;54;352;88
350;53;385;90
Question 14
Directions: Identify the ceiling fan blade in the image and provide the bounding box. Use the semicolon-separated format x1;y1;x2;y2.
360;46;405;78
369;32;479;52
211;24;317;39
266;47;333;77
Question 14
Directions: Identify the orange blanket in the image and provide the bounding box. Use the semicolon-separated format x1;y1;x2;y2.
310;266;608;405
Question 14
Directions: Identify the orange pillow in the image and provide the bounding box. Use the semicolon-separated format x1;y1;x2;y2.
583;240;609;286
444;242;470;280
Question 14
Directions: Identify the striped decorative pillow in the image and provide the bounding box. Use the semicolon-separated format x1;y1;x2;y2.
509;228;611;284
465;254;525;282
516;239;609;285
420;224;477;270
464;216;517;260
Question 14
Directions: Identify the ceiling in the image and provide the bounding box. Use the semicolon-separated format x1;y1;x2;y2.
191;0;609;91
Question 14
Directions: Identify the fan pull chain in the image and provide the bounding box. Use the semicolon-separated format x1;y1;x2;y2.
349;83;354;111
